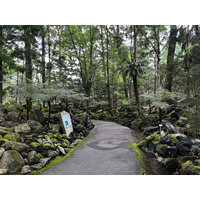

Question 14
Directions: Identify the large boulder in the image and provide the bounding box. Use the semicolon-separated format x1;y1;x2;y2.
0;150;25;174
0;148;5;158
29;109;45;124
52;124;62;133
15;123;31;134
9;111;20;122
0;126;14;137
27;120;42;128
27;151;42;165
3;133;23;142
2;141;29;153
165;122;177;134
156;144;169;157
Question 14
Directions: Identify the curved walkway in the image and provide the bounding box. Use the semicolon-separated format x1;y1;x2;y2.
41;120;142;175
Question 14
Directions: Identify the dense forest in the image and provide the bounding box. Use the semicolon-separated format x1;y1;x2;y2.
0;25;200;128
1;25;200;175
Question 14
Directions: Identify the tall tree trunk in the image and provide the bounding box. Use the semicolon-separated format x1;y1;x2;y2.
155;26;162;123
100;25;107;83
185;25;190;98
42;27;46;107
106;26;114;116
122;72;129;98
133;25;141;116
25;26;32;118
156;26;161;102
58;28;62;82
0;25;3;104
154;53;157;94
165;25;178;92
47;25;51;88
16;70;19;103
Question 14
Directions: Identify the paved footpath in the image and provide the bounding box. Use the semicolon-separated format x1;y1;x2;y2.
41;120;142;175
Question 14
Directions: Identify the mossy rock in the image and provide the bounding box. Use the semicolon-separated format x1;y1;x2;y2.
0;138;9;145
47;132;54;139
52;124;62;133
37;138;43;143
43;143;51;149
3;141;29;153
54;133;62;141
33;126;44;134
0;150;25;174
51;138;59;143
15;123;31;134
170;136;179;145
27;120;42;128
181;160;193;171
4;133;15;141
62;139;70;144
137;140;148;148
35;153;43;159
29;109;45;124
143;126;159;136
3;133;22;142
30;142;40;148
156;144;169;157
61;134;69;139
146;133;160;142
0;126;14;137
190;165;200;171
61;142;69;148
194;159;200;166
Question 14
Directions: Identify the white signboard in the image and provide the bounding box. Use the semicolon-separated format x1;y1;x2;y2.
60;111;73;136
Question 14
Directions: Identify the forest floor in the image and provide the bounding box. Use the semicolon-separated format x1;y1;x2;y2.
41;120;142;175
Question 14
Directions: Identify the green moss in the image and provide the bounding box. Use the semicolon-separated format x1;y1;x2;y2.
0;138;9;144
35;153;43;159
61;134;68;139
61;143;69;148
137;140;148;148
156;144;169;156
43;143;51;149
30;130;96;175
146;133;160;141
33;126;43;134
171;136;179;145
51;138;58;143
152;140;159;145
190;166;200;171
181;160;193;171
48;132;54;138
4;134;15;141
62;139;70;144
129;143;145;174
30;142;40;148
37;138;42;143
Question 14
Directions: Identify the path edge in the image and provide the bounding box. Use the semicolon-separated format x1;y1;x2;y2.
30;130;96;175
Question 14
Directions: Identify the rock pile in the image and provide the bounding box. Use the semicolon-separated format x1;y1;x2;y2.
137;120;200;175
0;104;94;175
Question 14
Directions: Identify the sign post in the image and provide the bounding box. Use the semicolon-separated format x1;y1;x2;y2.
60;111;73;136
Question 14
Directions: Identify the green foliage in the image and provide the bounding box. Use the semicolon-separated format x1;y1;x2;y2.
140;89;185;109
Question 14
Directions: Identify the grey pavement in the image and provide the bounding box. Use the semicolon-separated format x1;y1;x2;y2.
41;120;142;175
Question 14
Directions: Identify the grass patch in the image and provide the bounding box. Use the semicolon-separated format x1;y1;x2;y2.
128;142;146;174
30;130;96;175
